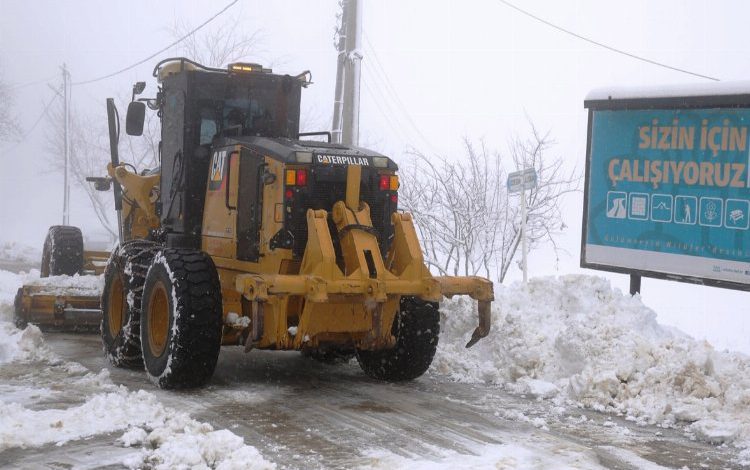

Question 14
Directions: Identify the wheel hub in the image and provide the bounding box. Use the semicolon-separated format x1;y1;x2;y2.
107;275;125;338
148;282;170;357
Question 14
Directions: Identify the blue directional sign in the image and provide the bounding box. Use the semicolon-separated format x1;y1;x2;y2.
582;102;750;288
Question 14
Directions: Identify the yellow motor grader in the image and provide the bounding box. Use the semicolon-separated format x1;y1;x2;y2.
16;58;493;389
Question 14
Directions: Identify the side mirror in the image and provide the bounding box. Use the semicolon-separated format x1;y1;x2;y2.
126;101;146;136
85;176;112;191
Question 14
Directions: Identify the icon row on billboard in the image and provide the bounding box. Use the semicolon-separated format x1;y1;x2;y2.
606;191;750;230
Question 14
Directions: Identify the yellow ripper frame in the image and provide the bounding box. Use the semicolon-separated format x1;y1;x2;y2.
234;165;494;350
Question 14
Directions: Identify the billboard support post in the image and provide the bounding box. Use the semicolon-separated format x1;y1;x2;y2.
629;274;641;296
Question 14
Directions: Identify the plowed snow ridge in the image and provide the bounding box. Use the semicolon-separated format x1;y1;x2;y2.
433;274;750;463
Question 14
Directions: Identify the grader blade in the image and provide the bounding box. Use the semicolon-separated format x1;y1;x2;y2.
14;285;101;331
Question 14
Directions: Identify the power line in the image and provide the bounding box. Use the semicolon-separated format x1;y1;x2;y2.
363;38;440;154
0;93;58;154
361;76;412;148
71;0;240;86
7;75;57;92
362;62;431;153
496;0;720;82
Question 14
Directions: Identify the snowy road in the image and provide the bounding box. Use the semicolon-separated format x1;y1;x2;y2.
0;331;742;469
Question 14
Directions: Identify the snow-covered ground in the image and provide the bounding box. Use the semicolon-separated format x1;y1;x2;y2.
433;275;750;464
0;269;276;469
0;258;748;467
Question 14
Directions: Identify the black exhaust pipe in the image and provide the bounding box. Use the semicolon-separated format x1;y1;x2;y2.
106;98;124;241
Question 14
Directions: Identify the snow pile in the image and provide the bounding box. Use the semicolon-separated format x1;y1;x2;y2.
0;384;275;469
22;269;104;296
0;269;23;314
121;421;275;470
0;268;274;469
0;269;102;323
0;389;163;450
0;241;39;264
433;274;750;456
0;322;56;364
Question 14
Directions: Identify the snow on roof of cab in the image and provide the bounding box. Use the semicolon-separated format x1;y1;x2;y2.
586;80;750;102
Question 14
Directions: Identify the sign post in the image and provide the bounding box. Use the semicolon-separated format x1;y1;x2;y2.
508;168;538;283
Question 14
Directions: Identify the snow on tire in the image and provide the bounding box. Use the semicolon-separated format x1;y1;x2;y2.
101;240;160;368
40;225;83;277
356;297;441;381
140;249;223;389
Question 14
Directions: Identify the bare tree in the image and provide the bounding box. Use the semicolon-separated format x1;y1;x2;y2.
44;93;160;241
43;16;263;239
169;16;262;67
0;71;21;142
399;123;579;283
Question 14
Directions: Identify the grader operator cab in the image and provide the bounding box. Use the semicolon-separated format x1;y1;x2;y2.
16;58;494;389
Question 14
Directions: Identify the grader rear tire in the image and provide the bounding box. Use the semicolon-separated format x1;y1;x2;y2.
140;249;223;389
40;226;84;277
356;297;441;381
101;241;160;368
13;288;27;329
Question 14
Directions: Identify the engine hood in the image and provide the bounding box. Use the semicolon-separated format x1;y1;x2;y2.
214;136;398;170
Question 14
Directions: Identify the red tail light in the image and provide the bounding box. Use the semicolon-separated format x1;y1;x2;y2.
296;169;307;186
379;175;390;191
285;189;294;200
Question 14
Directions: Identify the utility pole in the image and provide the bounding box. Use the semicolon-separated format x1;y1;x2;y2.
62;64;70;226
331;2;347;144
332;0;363;146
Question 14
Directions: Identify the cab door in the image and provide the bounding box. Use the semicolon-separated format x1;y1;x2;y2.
202;146;239;258
236;148;264;262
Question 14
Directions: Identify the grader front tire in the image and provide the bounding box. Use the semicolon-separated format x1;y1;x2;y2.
140;249;223;389
101;241;160;368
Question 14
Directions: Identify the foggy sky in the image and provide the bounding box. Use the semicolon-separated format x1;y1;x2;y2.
1;0;748;353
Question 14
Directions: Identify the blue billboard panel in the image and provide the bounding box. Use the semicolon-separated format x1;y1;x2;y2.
583;107;750;286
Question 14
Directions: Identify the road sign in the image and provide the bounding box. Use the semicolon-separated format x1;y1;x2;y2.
507;168;537;194
582;92;750;291
507;167;537;283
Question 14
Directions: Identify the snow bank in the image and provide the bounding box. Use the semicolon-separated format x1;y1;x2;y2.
121;422;275;470
0;322;56;364
433;274;750;458
586;80;750;101
22;269;104;296
0;241;40;264
0;269;274;469
0;385;275;469
0;270;58;363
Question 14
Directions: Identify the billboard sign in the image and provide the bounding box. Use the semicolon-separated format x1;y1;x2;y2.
582;89;750;290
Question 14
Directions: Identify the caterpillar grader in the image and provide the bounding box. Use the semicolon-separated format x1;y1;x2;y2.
15;58;493;389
